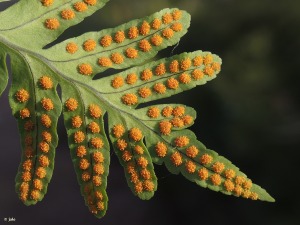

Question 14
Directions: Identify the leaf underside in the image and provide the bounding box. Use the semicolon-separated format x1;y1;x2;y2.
0;0;274;219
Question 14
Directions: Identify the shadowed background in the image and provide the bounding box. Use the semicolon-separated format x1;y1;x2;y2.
1;0;299;224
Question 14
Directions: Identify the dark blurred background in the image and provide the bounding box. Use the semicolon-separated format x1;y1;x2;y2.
1;0;299;224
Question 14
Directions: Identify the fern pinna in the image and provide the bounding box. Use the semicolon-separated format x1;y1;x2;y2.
0;0;274;219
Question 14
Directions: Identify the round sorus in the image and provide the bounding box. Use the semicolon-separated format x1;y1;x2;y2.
93;176;102;186
25;135;33;146
30;190;40;200
61;9;75;20
74;131;85;143
138;87;152;98
200;154;213;165
39;141;50;153
179;73;191;84
22;160;33;171
171;117;185;129
212;162;225;174
166;77;179;89
41;98;54;111
111;76;124;88
121;93;138;105
140;69;153;81
39;155;50;167
210;173;222;186
100;35;112;47
39;76;53;89
111;53;124;64
24;121;34;131
233;185;243;196
155;142;167;157
95;191;104;200
83;39;96;51
114;31;125;43
147;107;160;118
170;151;182;166
212;62;221;71
88;104;102;118
153;83;166;94
20;182;29;192
161;106;173;117
22;171;31;182
33;179;43;191
20;108;30;119
180;58;192;70
134;145;144;155
129;127;143;142
93;151;104;163
36;167;47;179
140;169;151;180
45;18;60;30
98;57;112;67
182;115;193;125
139;40;152;52
155;63;166;76
151;18;161;29
116;139;127;151
224;169;236;180
151;34;163;46
243;179;253;190
71;115;83;128
172;10;182;20
15;89;29;102
162;13;173;24
192;69;204;80
74;2;88;12
93;164;105;175
172;106;185;117
162;28;174;39
126;73;138;85
204;66;214;76
41;131;52;143
235;176;246;185
41;114;51;128
171;22;183;32
78;63;93;75
243;190;251;199
125;48;138;59
122;150;132;162
90;137;104;149
186;145;199;158
112;124;125;138
198;168;209;180
137;157;148;168
84;0;97;6
224;180;235;192
174;136;189;147
41;0;54;7
88;122;100;133
193;56;203;67
65;98;78;111
135;182;143;194
128;26;139;39
185;161;196;173
77;145;87;157
143;180;155;191
96;201;105;211
66;42;78;54
130;171;139;184
203;54;213;65
79;158;90;170
159;121;172;135
139;21;150;35
81;171;91;182
250;192;259;200
169;60;179;73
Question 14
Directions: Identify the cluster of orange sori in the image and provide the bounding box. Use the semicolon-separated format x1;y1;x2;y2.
76;9;183;76
112;124;155;194
120;54;221;106
44;1;98;31
146;105;194;136
165;135;259;200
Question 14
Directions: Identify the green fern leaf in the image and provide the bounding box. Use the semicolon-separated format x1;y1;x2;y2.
0;0;274;219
